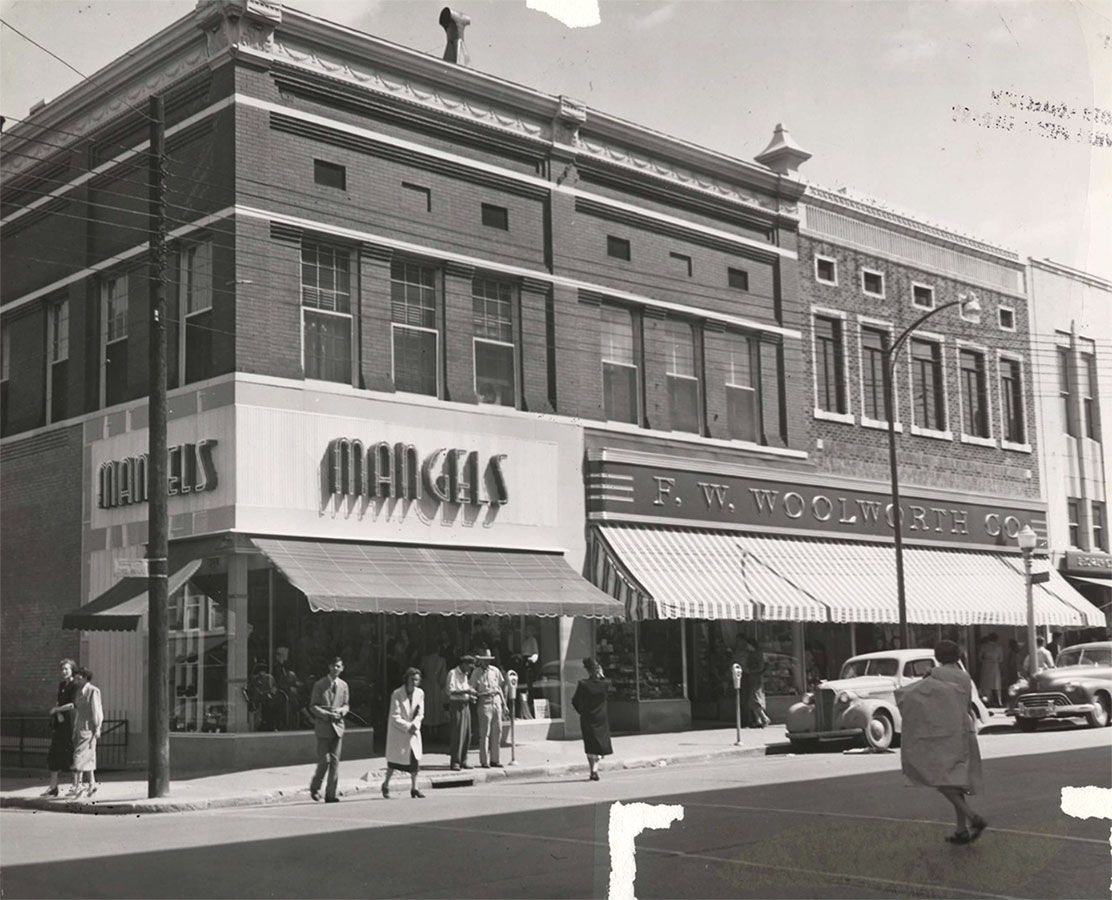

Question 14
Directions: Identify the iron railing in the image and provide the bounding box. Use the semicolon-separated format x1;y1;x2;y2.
0;714;129;770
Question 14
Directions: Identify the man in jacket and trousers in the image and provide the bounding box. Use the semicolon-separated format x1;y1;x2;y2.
309;656;349;803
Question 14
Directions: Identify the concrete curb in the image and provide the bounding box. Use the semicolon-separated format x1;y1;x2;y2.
0;741;782;815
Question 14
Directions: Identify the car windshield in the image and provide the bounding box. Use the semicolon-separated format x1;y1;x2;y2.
840;658;899;678
1059;647;1111;667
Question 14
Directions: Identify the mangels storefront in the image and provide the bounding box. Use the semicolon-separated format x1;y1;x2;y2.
586;446;1106;730
67;379;619;770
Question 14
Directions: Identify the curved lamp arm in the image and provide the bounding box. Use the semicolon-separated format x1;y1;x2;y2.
886;294;982;371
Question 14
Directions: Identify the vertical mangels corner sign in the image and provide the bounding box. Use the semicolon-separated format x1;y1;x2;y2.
589;460;1041;549
327;438;509;506
98;441;218;509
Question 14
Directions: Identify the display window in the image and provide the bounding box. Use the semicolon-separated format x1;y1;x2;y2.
595;620;685;701
169;583;228;733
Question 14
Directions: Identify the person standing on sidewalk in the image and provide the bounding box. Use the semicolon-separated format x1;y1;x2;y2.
897;640;987;845
977;633;1003;707
447;654;476;770
469;648;505;768
42;658;77;797
308;657;348;803
571;657;612;781
65;667;103;798
382;667;425;799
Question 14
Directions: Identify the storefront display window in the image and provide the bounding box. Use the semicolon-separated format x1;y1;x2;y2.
169;583;227;733
595;621;684;701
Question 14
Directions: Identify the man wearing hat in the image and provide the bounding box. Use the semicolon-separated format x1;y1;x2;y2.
469;648;507;768
446;654;477;771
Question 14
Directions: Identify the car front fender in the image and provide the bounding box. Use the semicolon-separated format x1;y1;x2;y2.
840;698;902;732
786;702;816;734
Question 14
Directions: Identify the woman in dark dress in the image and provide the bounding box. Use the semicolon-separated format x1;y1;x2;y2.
571;657;612;781
43;658;76;797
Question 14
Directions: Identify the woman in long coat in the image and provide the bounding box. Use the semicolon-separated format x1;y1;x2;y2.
43;659;77;797
898;640;987;844
68;667;103;798
382;667;425;799
571;657;612;781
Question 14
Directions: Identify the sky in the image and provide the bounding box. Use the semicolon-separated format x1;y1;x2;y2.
2;0;1110;279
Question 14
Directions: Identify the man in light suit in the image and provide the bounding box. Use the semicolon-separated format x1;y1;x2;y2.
309;656;349;803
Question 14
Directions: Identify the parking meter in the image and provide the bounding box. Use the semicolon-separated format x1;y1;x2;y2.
507;670;518;700
731;663;743;745
506;670;519;764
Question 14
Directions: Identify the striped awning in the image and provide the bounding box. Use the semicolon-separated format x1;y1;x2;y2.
592;526;1106;627
593;526;827;622
61;559;203;632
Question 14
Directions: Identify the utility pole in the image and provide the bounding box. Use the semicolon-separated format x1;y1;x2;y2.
147;94;170;798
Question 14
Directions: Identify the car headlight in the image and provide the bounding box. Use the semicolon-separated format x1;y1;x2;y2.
801;693;814;705
838;691;857;704
1065;682;1078;693
1008;679;1028;697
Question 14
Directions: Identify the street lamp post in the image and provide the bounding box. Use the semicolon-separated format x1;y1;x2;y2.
883;295;981;649
1017;524;1039;678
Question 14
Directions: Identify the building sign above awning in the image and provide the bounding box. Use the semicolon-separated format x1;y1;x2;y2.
1062;549;1112;576
588;458;1045;551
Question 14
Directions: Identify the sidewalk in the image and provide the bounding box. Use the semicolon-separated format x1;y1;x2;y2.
0;725;789;815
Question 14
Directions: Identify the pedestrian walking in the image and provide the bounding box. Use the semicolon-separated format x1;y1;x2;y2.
382;667;425;799
469;648;506;768
571;657;612;781
42;658;77;797
446;654;476;770
66;667;103;798
897;640;987;845
977;632;1003;707
308;656;348;803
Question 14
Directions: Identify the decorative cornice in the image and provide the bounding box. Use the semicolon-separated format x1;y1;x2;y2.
806;185;1021;264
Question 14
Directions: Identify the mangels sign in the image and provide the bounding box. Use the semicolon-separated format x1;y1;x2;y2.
327;438;509;506
98;440;218;509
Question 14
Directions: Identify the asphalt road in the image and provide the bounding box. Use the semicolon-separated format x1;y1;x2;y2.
2;725;1109;899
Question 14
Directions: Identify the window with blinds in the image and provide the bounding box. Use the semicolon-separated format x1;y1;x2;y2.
391;260;439;396
601;305;638;424
301;243;352;384
473;278;516;406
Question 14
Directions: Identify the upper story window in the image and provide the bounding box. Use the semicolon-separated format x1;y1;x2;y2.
959;348;989;438
1080;349;1100;441
301;242;352;384
1067;498;1082;548
1093;501;1108;552
912;284;934;310
473;278;516;406
601;305;638;424
314;160;346;190
998;306;1015;331
910;338;945;431
727;268;749;291
180;241;213;385
861;268;885;298
814;314;847;415
725;332;760;442
101;274;129;407
814;255;837;285
1;321;10;435
1058;346;1078;437
481;204;509;230
860;326;889;422
661;318;699;434
999;357;1026;445
607;236;631;261
47;299;69;424
391;260;440;397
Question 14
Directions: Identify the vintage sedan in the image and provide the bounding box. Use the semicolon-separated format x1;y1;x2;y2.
786;649;990;751
1010;641;1112;731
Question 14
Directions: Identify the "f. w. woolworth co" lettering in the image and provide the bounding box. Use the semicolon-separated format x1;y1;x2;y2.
328;438;508;506
98;440;219;509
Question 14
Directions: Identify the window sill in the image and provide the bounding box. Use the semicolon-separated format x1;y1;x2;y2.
860;416;903;433
814;409;854;425
960;434;997;448
909;425;954;441
1001;440;1032;454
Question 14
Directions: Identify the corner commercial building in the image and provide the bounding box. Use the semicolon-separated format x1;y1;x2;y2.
1;1;1102;767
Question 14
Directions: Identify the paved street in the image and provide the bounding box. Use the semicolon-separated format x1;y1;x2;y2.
1;725;1108;899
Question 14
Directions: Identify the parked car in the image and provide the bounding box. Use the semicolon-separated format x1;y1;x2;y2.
786;649;991;751
1009;641;1112;731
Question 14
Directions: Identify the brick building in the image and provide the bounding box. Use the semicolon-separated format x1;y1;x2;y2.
1;1;1102;765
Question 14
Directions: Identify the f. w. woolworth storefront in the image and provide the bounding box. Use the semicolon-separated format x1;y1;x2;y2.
67;375;621;770
584;439;1105;730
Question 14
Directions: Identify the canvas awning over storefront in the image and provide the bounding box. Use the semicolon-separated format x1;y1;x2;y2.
61;559;204;632
592;525;1106;627
593;526;828;622
249;538;624;618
